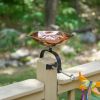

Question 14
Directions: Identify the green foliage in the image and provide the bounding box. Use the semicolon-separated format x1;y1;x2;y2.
0;0;99;51
67;36;85;53
0;0;88;32
0;0;45;32
97;41;100;49
59;92;67;100
86;0;100;7
62;36;85;61
0;29;20;52
56;2;86;31
0;67;36;86
25;36;43;48
59;90;81;100
0;0;45;51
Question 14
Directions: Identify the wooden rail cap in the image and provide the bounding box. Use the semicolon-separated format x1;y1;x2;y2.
57;61;100;84
57;61;100;95
0;79;44;100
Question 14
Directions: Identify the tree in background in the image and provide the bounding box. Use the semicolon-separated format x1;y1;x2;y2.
45;0;58;30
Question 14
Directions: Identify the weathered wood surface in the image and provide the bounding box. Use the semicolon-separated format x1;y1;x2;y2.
0;59;100;100
0;79;44;100
57;61;100;94
37;57;57;100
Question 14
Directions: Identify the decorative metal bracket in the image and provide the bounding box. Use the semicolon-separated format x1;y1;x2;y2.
40;47;75;80
40;48;62;73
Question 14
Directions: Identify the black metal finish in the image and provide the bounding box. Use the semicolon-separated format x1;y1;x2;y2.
40;48;62;73
46;62;57;70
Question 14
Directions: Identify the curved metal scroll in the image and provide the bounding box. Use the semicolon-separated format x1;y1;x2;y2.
40;48;62;73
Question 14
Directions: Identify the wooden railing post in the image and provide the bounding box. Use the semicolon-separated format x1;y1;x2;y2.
67;90;75;100
37;57;57;100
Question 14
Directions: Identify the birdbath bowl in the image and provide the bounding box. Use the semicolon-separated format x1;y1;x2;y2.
28;31;75;79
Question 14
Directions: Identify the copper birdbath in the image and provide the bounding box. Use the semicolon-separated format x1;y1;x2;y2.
28;31;75;80
28;27;93;79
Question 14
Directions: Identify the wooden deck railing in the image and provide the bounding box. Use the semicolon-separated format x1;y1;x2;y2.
0;57;100;100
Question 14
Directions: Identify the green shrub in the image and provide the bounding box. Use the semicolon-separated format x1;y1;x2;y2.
0;29;20;52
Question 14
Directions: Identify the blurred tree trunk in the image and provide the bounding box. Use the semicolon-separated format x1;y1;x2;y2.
45;0;58;30
68;0;82;14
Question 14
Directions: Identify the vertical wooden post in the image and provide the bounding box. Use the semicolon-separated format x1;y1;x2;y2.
67;90;75;100
37;57;57;100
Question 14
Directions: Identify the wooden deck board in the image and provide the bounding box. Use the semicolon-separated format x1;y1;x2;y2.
0;79;44;100
57;61;100;84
